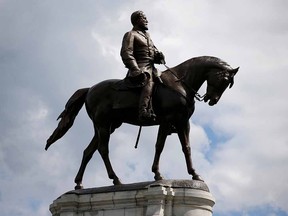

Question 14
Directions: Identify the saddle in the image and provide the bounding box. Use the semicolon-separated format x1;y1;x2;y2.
112;72;187;110
112;76;151;109
113;74;148;90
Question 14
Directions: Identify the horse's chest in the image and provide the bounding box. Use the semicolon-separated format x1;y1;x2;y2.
153;86;192;113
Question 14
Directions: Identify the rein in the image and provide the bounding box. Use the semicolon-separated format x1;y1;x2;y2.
162;64;206;101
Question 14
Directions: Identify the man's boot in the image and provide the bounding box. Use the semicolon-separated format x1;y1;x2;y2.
139;81;156;122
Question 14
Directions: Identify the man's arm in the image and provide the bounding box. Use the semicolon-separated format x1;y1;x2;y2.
120;31;140;73
154;48;166;64
147;33;165;65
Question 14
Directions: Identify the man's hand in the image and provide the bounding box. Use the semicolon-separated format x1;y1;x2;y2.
159;52;166;64
154;51;166;64
129;70;147;85
129;69;143;77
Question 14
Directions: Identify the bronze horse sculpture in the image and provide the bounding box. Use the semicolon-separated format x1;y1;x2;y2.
46;56;239;189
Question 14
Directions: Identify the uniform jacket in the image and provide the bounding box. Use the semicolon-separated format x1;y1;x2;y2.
121;27;161;78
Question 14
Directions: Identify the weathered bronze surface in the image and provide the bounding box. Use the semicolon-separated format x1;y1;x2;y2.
46;55;239;190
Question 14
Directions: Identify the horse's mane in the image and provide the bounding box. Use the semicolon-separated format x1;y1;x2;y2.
179;56;233;71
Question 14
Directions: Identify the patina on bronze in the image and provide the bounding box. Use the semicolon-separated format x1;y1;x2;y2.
46;55;239;190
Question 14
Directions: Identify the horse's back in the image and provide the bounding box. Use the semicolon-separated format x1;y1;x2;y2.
89;79;121;90
86;79;140;111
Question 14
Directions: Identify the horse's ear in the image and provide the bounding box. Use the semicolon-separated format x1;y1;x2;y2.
231;67;239;76
229;67;239;88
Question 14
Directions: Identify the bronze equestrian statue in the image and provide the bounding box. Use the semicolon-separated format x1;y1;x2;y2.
121;11;165;122
46;11;239;190
46;55;239;189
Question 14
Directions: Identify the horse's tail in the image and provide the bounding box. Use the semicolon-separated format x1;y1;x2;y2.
45;88;90;150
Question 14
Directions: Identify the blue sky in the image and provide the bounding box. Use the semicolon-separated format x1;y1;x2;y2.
1;0;288;215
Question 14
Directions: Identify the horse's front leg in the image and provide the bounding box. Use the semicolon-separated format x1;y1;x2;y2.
98;127;122;185
74;133;98;190
176;121;203;181
152;124;169;181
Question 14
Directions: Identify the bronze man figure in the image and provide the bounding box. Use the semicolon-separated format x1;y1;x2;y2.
120;10;165;122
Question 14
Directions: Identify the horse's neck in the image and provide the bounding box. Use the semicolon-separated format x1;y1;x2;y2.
173;61;207;93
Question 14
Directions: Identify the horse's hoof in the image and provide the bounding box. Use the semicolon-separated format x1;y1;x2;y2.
75;184;83;190
113;178;122;185
154;173;164;181
192;175;204;182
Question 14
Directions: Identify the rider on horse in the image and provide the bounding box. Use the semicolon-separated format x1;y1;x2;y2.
120;10;165;122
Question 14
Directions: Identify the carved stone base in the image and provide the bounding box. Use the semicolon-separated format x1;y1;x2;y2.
49;180;215;216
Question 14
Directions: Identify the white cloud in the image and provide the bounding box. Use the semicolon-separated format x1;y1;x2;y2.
0;0;288;216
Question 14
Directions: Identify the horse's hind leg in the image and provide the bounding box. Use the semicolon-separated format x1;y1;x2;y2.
176;121;203;181
98;127;122;185
74;133;98;189
152;124;169;181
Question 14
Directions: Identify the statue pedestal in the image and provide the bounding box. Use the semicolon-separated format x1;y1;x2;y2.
49;180;215;216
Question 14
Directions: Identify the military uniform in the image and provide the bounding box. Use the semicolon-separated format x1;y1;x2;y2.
121;27;162;80
121;24;164;122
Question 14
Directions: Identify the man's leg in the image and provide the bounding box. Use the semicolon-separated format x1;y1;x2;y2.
139;78;155;121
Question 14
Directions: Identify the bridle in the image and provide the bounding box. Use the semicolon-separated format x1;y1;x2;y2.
162;64;206;101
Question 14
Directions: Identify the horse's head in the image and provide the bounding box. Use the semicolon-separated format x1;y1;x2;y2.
204;67;239;106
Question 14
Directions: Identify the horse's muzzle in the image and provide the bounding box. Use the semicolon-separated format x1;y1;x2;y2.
204;95;218;106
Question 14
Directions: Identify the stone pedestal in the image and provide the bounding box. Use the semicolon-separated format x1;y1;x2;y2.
49;180;215;216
